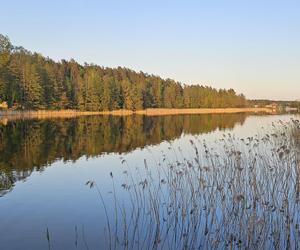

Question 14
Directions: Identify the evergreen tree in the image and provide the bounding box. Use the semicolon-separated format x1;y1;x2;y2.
21;62;42;109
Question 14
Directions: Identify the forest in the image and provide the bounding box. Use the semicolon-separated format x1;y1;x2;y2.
0;34;247;110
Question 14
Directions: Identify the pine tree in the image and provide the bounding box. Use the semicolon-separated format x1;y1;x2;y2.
0;35;12;103
21;61;42;109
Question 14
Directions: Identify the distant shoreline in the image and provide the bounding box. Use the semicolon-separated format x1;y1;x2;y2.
0;108;272;121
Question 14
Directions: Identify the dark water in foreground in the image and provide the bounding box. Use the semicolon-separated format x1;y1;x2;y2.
0;113;299;249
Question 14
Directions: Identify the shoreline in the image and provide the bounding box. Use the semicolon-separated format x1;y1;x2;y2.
0;108;273;122
134;108;273;116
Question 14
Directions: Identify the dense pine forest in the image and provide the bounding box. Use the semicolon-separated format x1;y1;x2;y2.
0;34;247;110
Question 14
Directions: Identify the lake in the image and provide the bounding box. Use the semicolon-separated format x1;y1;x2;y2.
0;113;299;249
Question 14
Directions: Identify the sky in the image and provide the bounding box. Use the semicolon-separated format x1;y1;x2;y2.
1;0;299;100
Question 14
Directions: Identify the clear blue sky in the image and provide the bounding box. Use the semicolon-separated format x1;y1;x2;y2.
1;0;299;100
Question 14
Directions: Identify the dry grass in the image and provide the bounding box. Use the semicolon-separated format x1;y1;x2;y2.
135;108;272;116
87;118;300;250
0;107;272;122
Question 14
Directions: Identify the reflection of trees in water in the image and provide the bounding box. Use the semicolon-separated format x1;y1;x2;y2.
0;113;247;194
0;171;32;196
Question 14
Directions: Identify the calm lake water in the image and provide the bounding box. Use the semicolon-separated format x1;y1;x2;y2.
0;113;299;249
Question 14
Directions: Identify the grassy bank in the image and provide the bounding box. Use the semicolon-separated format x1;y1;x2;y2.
0;107;272;121
135;107;272;116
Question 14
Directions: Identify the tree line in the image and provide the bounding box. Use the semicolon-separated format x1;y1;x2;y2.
0;34;247;110
249;99;300;109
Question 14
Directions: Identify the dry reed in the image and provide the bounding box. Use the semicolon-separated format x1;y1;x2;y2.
87;118;300;250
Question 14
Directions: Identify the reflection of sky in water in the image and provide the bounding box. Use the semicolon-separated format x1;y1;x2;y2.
0;114;298;249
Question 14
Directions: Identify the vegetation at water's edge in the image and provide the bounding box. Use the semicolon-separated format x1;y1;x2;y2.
0;34;247;110
88;118;300;249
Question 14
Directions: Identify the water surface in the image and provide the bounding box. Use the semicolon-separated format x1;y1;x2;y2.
0;113;298;249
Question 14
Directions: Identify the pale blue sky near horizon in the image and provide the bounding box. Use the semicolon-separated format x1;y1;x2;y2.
1;0;299;100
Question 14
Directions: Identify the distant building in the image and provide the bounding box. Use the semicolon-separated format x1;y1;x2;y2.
285;106;298;112
265;103;278;110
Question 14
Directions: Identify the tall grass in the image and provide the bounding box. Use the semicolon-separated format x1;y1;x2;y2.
0;107;271;121
88;118;300;249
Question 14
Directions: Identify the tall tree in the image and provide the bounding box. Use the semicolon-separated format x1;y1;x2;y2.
0;35;12;103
